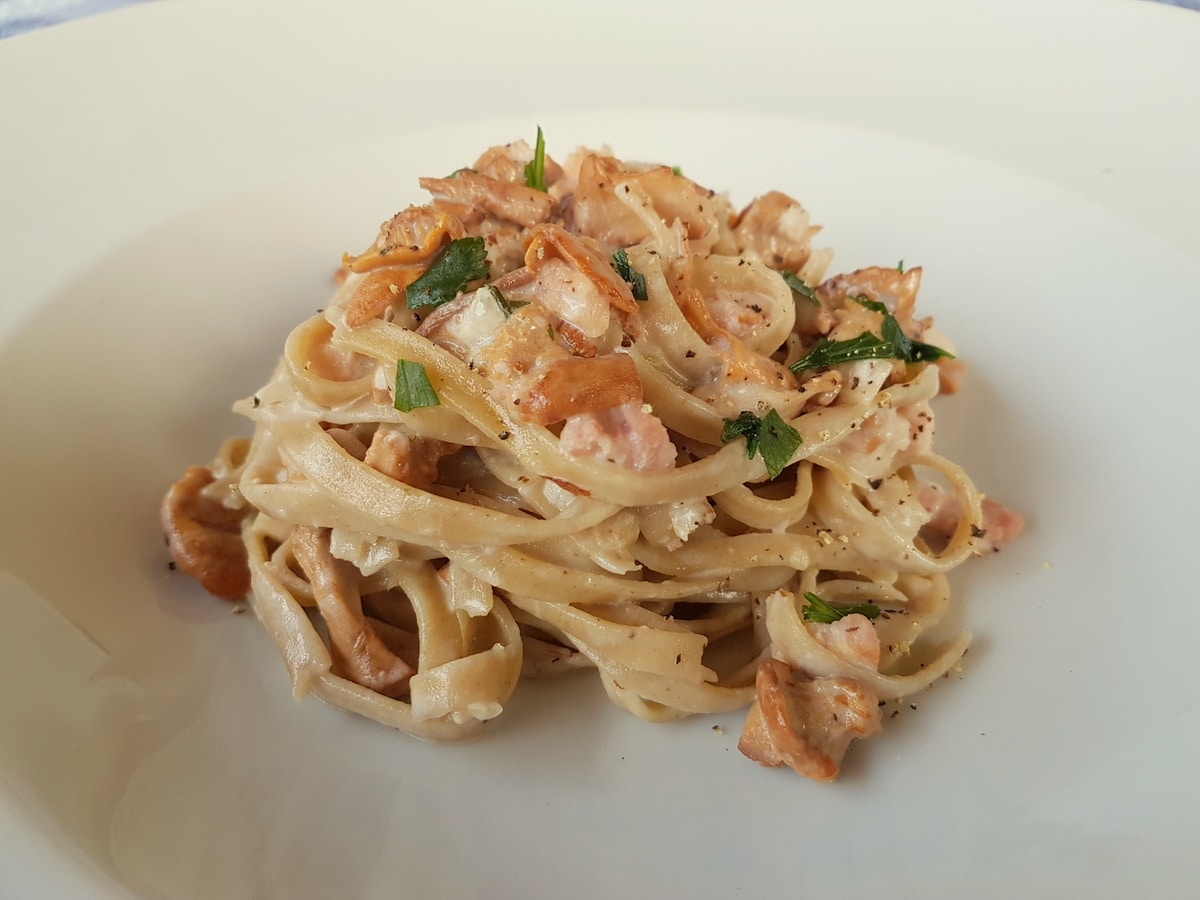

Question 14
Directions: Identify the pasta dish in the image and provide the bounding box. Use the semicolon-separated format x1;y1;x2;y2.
161;132;1022;781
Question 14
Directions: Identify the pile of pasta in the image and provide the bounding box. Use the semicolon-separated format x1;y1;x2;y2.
162;135;1021;781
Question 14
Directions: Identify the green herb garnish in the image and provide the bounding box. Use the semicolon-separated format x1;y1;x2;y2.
486;284;528;319
789;295;953;373
801;592;881;624
612;249;648;301
394;359;440;412
406;237;489;309
671;165;683;176
780;269;819;306
524;126;547;192
897;259;905;273
721;408;801;480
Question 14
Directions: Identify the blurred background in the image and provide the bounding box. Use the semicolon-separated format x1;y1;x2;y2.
1;0;1198;39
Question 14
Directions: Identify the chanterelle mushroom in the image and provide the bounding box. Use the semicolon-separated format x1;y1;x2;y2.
291;525;414;698
160;465;251;600
738;658;881;781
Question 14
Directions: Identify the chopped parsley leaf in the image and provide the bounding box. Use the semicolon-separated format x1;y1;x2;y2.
524;126;547;192
394;360;440;412
671;165;683;176
801;592;881;624
405;237;489;309
612;249;648;301
487;284;528;318
789;295;953;372
780;269;819;306
721;408;801;479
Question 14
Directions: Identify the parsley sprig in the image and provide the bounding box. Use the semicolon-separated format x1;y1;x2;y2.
789;296;953;373
801;592;881;624
780;270;819;306
406;237;489;309
394;360;440;412
612;249;648;301
524;126;547;192
721;408;801;480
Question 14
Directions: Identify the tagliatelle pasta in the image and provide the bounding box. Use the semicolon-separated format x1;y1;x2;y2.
161;135;1022;781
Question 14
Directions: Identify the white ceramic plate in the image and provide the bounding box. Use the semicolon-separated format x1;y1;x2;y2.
2;2;1199;897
